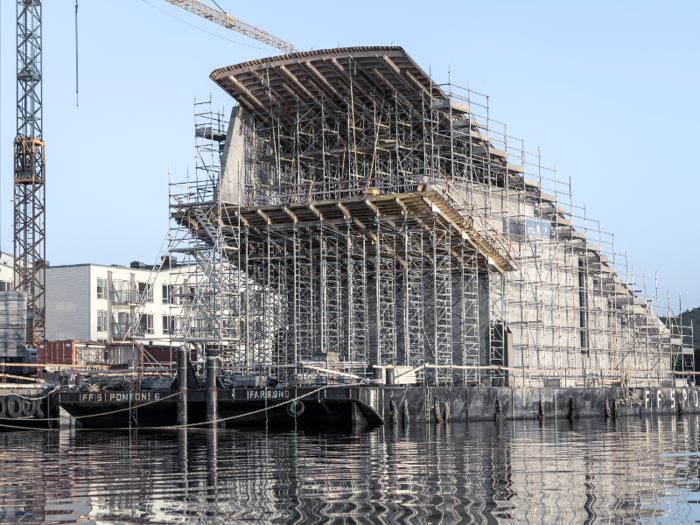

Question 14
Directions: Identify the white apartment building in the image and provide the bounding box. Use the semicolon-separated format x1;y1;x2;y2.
45;259;186;344
0;252;27;359
0;252;16;290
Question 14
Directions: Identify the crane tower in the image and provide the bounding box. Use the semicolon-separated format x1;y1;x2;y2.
14;0;45;348
10;0;293;351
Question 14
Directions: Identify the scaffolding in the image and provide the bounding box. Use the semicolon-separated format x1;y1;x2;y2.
168;99;244;364
167;46;692;387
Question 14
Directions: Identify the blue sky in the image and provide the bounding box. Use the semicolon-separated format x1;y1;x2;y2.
0;1;698;309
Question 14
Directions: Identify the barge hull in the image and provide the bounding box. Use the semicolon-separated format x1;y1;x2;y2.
55;386;700;429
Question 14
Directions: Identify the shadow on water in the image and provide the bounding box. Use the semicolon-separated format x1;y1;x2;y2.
1;415;700;523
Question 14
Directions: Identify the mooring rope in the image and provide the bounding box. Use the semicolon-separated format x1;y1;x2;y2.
0;385;60;401
0;391;180;422
139;383;335;430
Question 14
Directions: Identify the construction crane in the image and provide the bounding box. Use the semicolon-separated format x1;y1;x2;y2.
163;0;298;54
11;0;292;352
14;0;45;349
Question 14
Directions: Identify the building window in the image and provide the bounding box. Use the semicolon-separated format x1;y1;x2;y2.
140;314;154;335
162;315;176;335
112;312;130;340
162;285;180;305
114;280;128;293
97;311;107;332
112;280;131;305
117;311;130;326
138;282;153;303
97;278;107;299
0;282;13;292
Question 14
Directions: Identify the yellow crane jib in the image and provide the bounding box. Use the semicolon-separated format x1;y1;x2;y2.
163;0;298;54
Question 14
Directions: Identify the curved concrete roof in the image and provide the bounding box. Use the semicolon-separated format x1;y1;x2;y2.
210;46;446;117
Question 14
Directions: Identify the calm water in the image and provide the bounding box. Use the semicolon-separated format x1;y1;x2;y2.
2;416;700;523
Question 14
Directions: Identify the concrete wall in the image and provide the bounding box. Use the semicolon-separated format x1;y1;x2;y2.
219;106;269;205
450;180;674;388
358;385;700;423
219;106;246;205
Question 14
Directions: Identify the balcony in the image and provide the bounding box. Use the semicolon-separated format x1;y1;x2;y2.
111;323;143;340
111;289;138;306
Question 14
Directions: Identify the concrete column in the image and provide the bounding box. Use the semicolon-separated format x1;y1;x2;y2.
386;367;396;385
107;271;114;343
129;272;137;330
206;348;220;427
373;367;385;384
177;348;188;426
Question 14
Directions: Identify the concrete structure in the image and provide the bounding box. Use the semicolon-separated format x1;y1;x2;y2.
45;260;186;345
167;46;692;389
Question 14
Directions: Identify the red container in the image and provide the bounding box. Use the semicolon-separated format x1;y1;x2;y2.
37;340;76;366
38;341;191;368
38;340;146;368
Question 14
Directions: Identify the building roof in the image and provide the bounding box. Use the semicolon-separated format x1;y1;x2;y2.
47;263;137;270
210;46;447;118
47;259;179;272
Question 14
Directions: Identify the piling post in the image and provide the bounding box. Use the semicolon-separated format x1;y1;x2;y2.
206;348;220;427
177;348;188;426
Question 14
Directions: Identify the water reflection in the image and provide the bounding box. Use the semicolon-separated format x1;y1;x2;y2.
1;416;700;523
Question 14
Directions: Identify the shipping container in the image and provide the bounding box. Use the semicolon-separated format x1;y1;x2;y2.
38;340;142;369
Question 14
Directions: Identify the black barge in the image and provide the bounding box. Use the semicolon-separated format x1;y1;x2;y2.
54;384;700;429
50;350;700;429
55;386;383;429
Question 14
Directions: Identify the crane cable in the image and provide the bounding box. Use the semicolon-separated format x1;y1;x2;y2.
75;1;79;107
140;0;268;51
210;0;227;14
